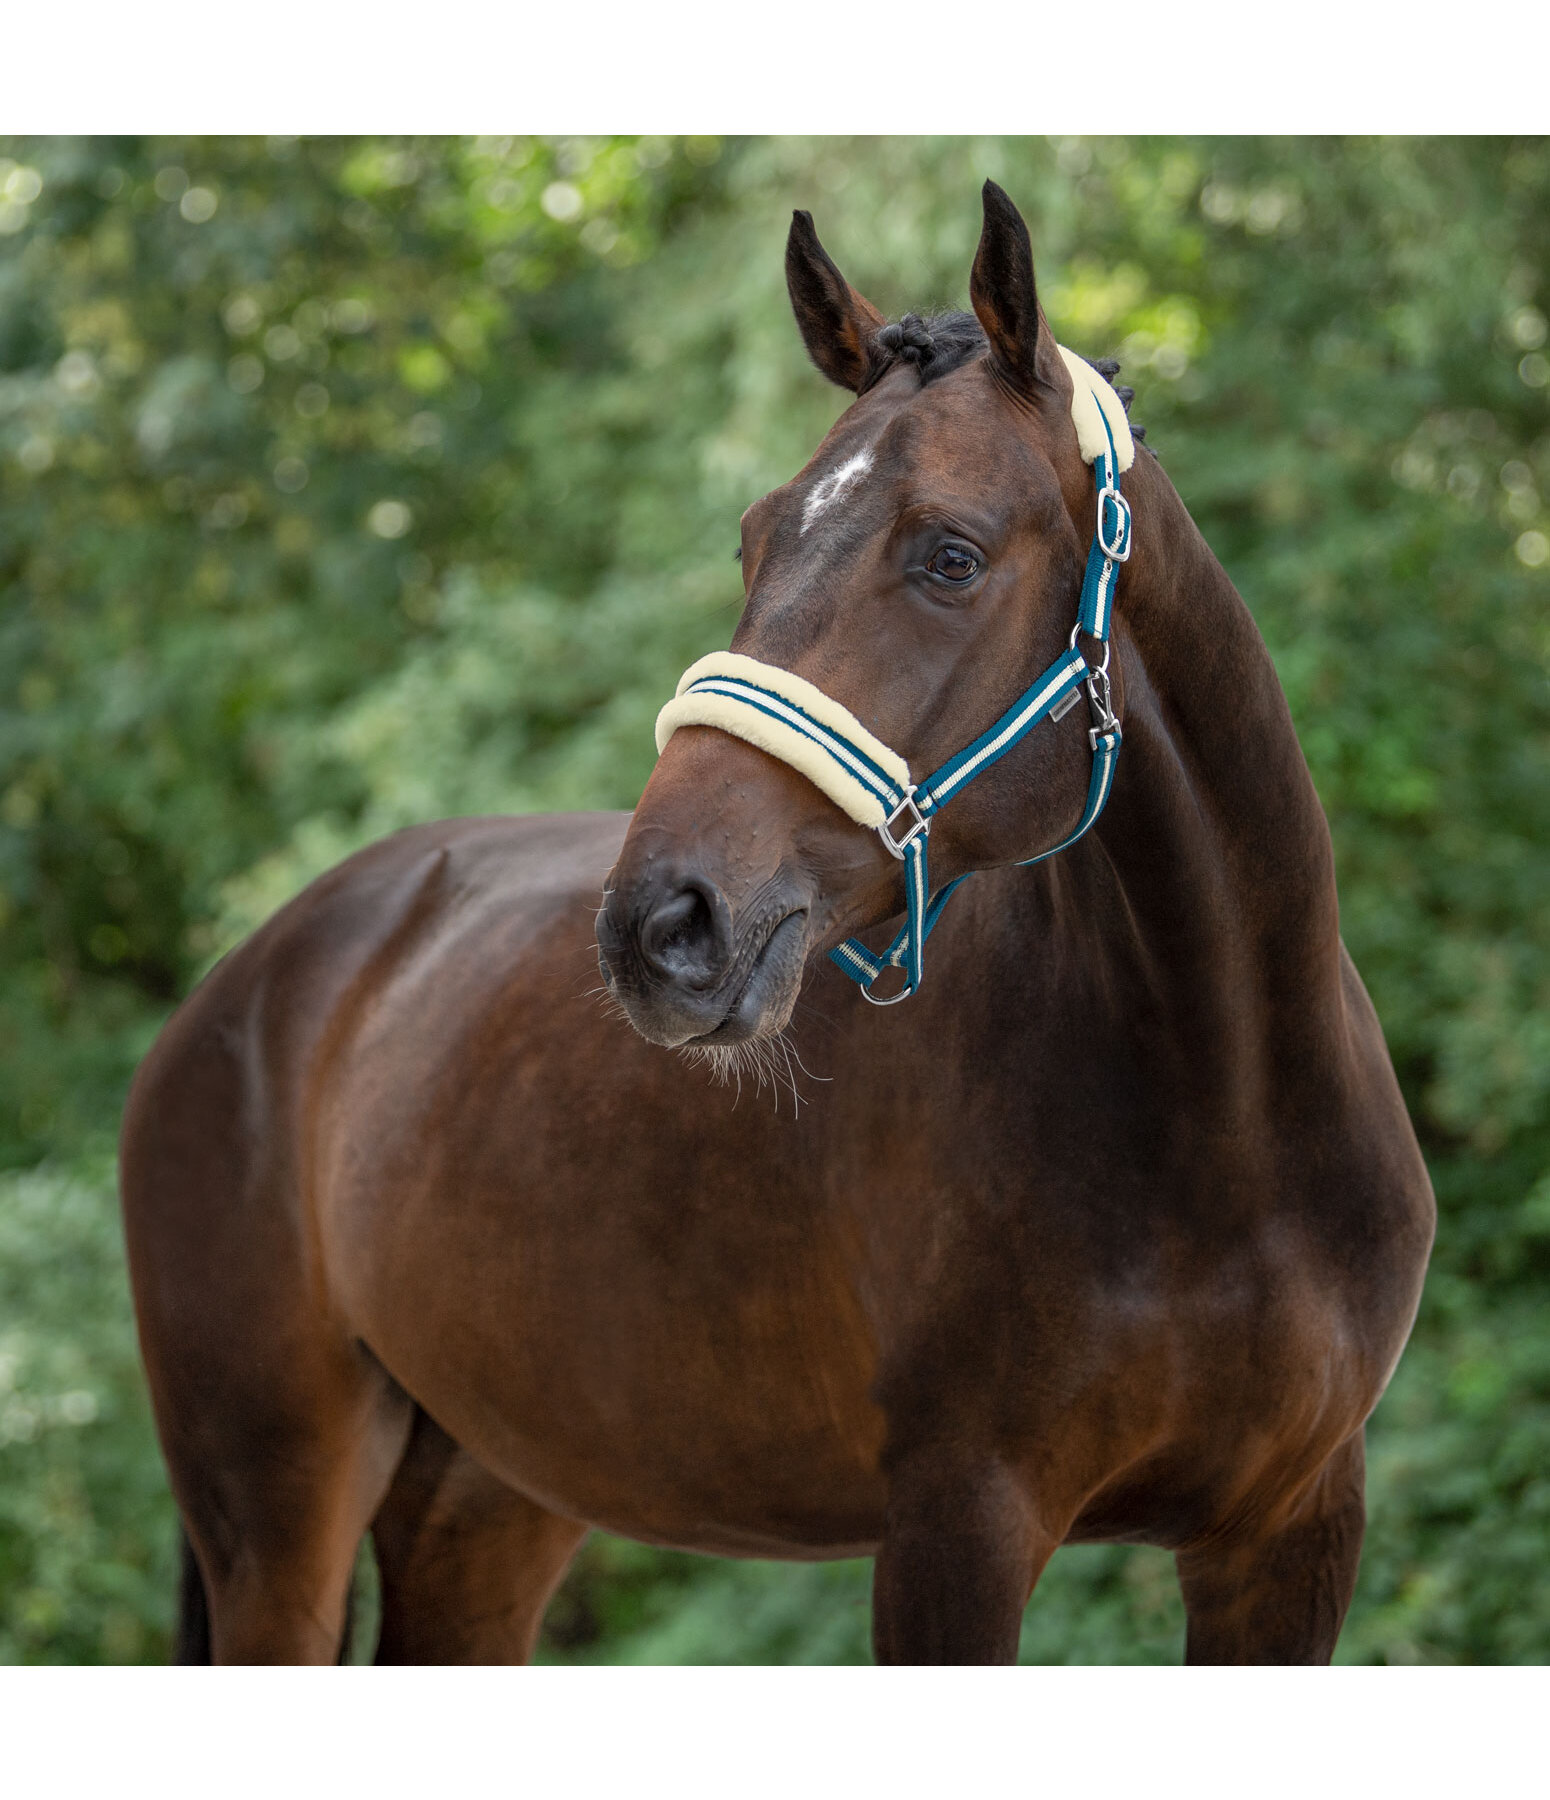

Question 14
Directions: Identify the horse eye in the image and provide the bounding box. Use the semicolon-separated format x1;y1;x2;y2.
926;543;979;583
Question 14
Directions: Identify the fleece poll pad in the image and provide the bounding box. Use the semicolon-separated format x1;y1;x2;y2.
1057;346;1134;473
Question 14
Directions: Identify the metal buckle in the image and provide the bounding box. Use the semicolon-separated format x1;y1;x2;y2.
1096;486;1132;563
877;788;928;860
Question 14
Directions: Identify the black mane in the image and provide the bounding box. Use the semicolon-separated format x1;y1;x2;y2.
868;310;987;385
866;310;1149;445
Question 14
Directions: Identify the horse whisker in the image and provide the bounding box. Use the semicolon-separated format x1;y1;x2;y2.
678;1025;822;1119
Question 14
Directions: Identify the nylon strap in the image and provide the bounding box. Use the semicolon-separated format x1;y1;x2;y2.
828;724;1120;994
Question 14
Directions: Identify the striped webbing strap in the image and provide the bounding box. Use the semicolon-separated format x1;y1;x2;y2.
657;376;1131;1007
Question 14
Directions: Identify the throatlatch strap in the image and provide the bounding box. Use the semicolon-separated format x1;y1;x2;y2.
652;345;1134;1008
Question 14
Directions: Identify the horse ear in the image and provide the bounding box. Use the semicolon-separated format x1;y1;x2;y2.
785;210;886;393
969;180;1063;399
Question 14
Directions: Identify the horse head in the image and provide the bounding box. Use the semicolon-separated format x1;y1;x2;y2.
597;181;1130;1048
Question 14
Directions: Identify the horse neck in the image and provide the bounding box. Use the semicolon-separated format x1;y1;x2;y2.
1048;448;1345;1081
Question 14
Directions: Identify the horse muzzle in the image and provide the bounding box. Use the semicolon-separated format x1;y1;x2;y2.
596;865;810;1048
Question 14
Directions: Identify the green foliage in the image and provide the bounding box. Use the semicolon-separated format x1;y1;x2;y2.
0;1160;171;1661
537;1537;1189;1665
1;135;1547;1662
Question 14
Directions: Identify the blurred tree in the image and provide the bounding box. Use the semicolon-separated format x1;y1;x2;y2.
0;134;711;1167
0;135;1546;1662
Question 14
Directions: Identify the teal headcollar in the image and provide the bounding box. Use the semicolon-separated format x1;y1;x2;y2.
655;350;1132;1006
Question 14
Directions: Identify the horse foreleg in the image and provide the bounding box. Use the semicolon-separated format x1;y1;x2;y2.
172;1346;414;1665
870;1458;1052;1664
1175;1431;1367;1665
371;1411;588;1664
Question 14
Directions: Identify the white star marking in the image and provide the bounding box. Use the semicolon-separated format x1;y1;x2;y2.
801;450;874;533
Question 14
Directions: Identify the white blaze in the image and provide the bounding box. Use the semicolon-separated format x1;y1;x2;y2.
801;450;873;533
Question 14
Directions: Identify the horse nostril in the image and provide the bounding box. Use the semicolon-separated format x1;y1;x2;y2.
638;881;728;989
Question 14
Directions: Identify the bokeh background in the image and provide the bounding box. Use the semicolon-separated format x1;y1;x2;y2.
1;135;1547;1663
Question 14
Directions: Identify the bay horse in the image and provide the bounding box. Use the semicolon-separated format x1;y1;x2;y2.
120;182;1434;1664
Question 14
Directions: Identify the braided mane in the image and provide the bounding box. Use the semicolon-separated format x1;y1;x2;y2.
866;310;1149;445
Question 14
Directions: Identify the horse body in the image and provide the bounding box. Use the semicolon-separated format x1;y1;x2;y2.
121;185;1433;1663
